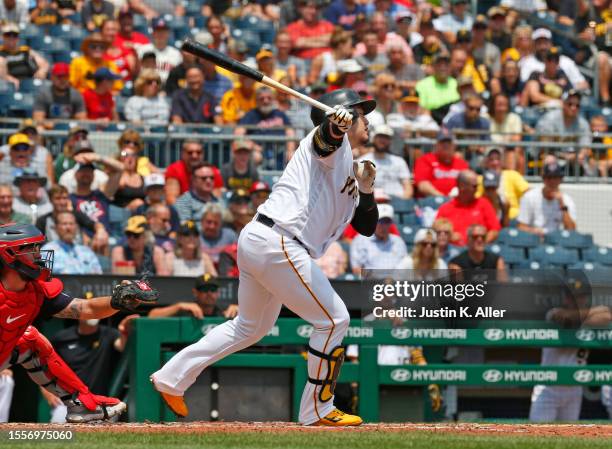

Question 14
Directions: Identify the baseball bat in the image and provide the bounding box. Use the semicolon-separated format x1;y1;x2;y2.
181;39;334;114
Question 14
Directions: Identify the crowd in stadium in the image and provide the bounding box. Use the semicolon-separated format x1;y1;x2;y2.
0;0;610;424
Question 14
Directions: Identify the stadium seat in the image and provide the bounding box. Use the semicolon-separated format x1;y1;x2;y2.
582;246;612;266
497;228;540;248
399;225;416;244
7;92;34;117
20;23;43;41
568;262;610;284
529;245;579;267
231;29;261;56
390;197;416;214
398;213;420;226
544;230;594;250
417;196;448;210
498;246;525;266
18;78;46;94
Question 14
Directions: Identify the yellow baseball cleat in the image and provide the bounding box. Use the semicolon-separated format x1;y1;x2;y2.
151;377;188;418
312;409;363;426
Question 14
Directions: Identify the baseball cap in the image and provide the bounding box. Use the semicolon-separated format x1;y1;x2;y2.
13;168;46;187
562;88;582;101
233;139;253;152
2;23;19;34
482;170;500;188
310;81;328;94
229;188;250;204
436;128;453;142
487;6;506;18
414;228;437;245
232;39;248;54
177;220;199;236
395;11;415;23
8;133;31;147
542;161;564;178
336;59;364;74
373;124;394;138
68;125;89;138
125;215;148;234
194;273;220;291
144;173;165;189
400;88;419;103
457;75;474;87
51;62;70;76
91;67;122;82
532;28;552;41
250;181;271;194
151;17;169;30
473;15;488;29
433;52;451;64
73;139;95;154
456;30;472;43
256;48;274;61
377;203;395;221
485;147;502;157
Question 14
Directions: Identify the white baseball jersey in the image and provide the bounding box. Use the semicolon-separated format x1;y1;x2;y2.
258;128;358;258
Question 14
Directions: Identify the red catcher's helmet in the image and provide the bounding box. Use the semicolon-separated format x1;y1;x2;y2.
0;223;53;281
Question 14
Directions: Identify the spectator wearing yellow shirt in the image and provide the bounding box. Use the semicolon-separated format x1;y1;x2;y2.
477;147;529;220
70;32;123;93
590;115;612;178
220;72;257;125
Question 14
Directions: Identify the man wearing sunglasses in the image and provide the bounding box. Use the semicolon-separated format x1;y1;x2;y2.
174;162;221;227
148;274;238;320
0;133;43;187
0;22;48;89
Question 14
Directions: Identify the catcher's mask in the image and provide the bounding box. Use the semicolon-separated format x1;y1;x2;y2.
0;223;53;281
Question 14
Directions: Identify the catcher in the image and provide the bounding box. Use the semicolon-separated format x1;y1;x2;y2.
0;223;158;422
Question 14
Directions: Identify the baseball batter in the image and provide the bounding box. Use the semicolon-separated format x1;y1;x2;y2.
151;89;378;426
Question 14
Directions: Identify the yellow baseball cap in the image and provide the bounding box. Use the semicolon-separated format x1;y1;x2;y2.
256;49;274;61
8;133;32;147
125;215;148;234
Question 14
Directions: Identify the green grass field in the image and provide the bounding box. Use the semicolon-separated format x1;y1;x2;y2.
1;431;611;449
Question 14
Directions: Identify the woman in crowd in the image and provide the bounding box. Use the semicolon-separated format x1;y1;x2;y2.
101;18;137;81
124;69;170;125
398;229;447;279
116;129;158;176
113;145;146;211
308;28;354;84
489;59;525;108
488;93;524;172
501;25;533;64
164;221;217;277
111;215;168;275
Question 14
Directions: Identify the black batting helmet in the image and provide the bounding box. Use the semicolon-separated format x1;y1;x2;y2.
0;223;53;281
310;88;376;127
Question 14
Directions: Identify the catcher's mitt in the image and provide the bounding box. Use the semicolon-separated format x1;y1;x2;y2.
111;275;159;312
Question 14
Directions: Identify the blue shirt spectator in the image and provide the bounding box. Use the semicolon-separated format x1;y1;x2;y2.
42;211;103;274
445;94;491;139
324;0;367;30
171;65;219;124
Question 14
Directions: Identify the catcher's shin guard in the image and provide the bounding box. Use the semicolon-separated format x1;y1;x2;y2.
13;326;123;414
307;345;345;403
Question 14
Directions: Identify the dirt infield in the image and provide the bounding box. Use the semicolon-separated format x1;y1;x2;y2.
1;422;612;438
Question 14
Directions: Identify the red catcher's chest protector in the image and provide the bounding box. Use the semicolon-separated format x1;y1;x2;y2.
0;278;63;366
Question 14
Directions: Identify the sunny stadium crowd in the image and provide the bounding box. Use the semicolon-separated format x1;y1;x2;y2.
0;0;610;423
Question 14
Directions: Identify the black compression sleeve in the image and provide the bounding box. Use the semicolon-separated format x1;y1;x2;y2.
313;121;344;157
351;192;378;236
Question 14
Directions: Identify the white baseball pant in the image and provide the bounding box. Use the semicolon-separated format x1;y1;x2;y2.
0;372;14;422
529;385;583;422
152;220;350;424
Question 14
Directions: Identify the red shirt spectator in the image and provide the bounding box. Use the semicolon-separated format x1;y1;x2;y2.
414;129;469;197
82;68;120;120
114;10;149;55
435;170;501;245
286;0;334;60
165;159;223;196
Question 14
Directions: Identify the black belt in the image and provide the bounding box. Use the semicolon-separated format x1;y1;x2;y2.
256;213;310;254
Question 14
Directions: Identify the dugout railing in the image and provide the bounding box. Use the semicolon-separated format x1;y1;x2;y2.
128;317;612;423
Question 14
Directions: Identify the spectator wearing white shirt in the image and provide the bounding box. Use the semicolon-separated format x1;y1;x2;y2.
136;17;182;83
519;28;588;90
350;204;408;275
386;89;439;135
0;0;29;26
517;161;576;237
358;124;412;199
125;69;170;124
433;0;474;45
